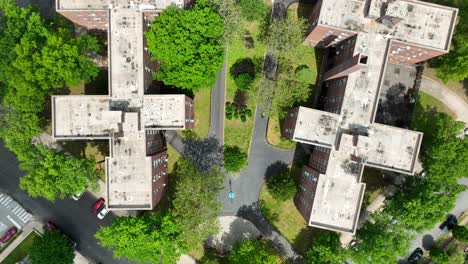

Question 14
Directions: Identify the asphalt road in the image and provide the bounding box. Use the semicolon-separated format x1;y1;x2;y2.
0;141;132;264
208;60;226;143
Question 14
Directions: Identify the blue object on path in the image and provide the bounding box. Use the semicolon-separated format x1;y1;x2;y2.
228;191;235;199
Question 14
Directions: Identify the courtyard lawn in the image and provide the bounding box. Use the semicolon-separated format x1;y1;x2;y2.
416;91;456;118
2;231;38;264
60;141;108;181
259;160;317;254
361;167;386;208
192;88;211;138
224;21;266;154
266;115;296;150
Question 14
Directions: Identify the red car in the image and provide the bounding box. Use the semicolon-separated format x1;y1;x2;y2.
91;198;105;214
45;221;57;231
0;227;18;243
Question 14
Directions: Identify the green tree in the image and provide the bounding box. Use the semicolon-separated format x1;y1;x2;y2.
223;145;248;172
0;0;99;90
352;215;414;264
211;0;242;43
19;145;98;201
28;230;74;264
430;248;449;264
229;240;280;264
266;167;296;201
145;3;224;91
239;0;268;22
430;1;468;82
452;224;468;242
305;232;345;264
95;213;185;264
171;158;225;249
234;73;254;90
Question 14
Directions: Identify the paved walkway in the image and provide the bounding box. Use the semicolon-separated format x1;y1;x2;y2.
421;77;468;125
209;60;227;143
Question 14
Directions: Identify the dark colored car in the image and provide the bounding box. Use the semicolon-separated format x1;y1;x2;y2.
408;247;424;264
439;215;457;230
91;198;105;214
0;227;18;243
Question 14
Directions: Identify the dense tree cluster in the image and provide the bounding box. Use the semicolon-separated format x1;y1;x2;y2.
28;230;75;264
0;0;100;200
145;1;224;91
305;232;346;264
95;213;186;264
229;240;280;264
431;1;468;82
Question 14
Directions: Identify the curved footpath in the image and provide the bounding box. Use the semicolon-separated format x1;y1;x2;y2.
421;77;468;125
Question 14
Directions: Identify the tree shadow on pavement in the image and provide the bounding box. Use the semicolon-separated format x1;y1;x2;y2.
264;161;288;181
422;234;435;250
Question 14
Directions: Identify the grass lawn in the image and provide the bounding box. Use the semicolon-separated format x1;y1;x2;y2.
423;63;467;104
259;160;318;254
224;20;266;154
2;231;38;264
266;115;296;150
192;88;211;138
167;144;181;173
416;91;456;117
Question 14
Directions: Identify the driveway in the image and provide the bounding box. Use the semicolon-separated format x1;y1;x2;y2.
0;141;133;264
208;60;227;143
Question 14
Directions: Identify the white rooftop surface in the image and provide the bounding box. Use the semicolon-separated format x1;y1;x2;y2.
386;0;457;51
143;95;186;129
109;7;144;107
309;149;365;233
53;96;121;137
107;112;152;208
317;0;457;51
57;0;183;10
292;107;339;147
339;33;388;127
356;124;422;172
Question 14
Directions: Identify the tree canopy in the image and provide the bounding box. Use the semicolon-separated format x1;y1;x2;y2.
145;2;224;91
238;0;268;22
266;166;296;201
28;230;75;264
223;145;248;172
305;232;346;264
171;158;225;249
19;145;98;201
229;240;280;264
452;224;468;242
95;213;186;264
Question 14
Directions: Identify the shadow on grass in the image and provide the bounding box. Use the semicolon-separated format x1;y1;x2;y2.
85;68;109;95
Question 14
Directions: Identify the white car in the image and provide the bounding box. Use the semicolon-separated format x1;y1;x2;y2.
97;206;109;219
71;191;85;201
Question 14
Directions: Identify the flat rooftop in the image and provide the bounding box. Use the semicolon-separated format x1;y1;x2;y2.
57;0;183;10
309;148;366;233
317;0;457;51
143;95;187;129
52;96;121;138
386;0;457;51
109;8;144;106
292;107;339;147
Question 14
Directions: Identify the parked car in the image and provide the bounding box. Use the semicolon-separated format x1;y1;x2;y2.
0;227;18;243
71;191;85;201
91;198;105;214
439;214;457;230
408;247;424;264
97;206;109;220
45;221;57;231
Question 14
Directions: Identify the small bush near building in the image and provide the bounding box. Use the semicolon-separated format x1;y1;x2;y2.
430;248;449;264
266;167;296;201
223;145;248;172
452;224;468;242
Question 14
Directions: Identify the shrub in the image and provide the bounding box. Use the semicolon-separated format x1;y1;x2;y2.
234;73;254;90
266;168;296;201
223;145;248;172
229;240;280;264
430;248;449;264
296;66;314;84
452;224;468;242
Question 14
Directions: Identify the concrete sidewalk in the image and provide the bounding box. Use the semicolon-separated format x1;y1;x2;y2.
0;220;41;263
421;77;468;125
